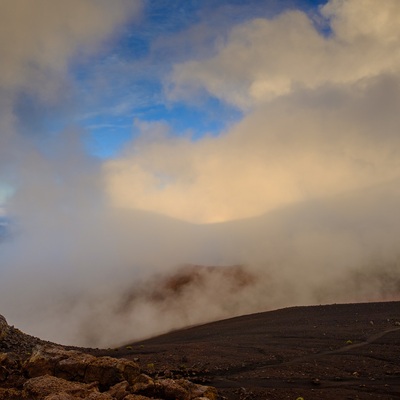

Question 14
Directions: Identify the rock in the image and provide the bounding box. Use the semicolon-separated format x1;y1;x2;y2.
25;346;99;380
107;380;130;400
23;375;100;400
0;388;22;400
0;352;21;370
86;392;114;400
57;351;95;381
154;378;189;400
85;356;140;388
0;316;9;341
24;346;71;378
176;379;218;400
44;393;76;400
131;376;217;400
24;345;140;389
43;392;114;400
0;352;24;387
131;373;155;393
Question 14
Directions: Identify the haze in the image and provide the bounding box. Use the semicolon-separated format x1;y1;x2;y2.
0;0;400;347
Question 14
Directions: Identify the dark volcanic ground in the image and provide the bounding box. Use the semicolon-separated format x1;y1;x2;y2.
94;301;400;400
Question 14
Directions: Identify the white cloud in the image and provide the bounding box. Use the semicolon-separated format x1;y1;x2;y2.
321;0;400;42
104;0;400;224
169;0;400;109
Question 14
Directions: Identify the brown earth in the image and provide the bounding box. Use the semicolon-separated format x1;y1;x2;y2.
94;301;400;400
1;301;400;399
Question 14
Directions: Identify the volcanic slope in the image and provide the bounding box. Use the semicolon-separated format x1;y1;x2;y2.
99;301;400;400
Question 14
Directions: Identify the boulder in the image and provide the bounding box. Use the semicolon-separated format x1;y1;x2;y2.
57;351;95;381
23;374;100;400
131;375;217;400
24;345;140;389
24;346;97;379
154;378;190;400
107;381;130;400
84;356;140;388
0;352;20;371
131;373;155;393
176;379;218;400
0;352;24;387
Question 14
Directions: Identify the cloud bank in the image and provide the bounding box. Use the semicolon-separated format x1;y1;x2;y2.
105;0;400;223
1;0;400;347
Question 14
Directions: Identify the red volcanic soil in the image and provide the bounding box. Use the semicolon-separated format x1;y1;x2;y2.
97;301;400;400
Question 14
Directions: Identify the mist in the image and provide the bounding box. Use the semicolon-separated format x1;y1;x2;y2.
1;0;400;347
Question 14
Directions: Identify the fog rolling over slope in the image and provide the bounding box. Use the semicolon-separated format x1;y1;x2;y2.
1;0;400;347
1;179;400;347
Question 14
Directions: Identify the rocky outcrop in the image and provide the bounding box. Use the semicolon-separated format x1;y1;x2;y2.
0;315;218;400
0;317;8;341
24;345;140;388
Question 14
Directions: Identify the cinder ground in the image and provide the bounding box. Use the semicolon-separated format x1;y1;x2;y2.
96;301;400;400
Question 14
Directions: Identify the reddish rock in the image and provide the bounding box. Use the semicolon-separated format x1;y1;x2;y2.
24;346;70;378
154;379;189;400
85;356;140;388
130;373;155;394
107;381;130;400
23;375;99;399
0;314;219;400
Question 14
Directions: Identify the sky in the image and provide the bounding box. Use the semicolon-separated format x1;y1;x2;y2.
1;0;400;346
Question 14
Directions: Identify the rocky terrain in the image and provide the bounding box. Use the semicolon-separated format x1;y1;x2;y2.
1;301;400;399
0;315;217;400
